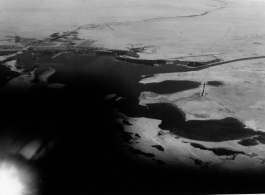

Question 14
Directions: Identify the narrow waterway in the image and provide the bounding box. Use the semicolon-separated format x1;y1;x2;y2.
2;53;265;194
29;53;265;142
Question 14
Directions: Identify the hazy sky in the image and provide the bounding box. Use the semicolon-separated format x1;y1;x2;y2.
0;0;215;39
0;0;96;38
0;0;89;10
0;0;199;39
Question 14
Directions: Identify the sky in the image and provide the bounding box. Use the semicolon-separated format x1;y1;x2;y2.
0;0;172;39
0;0;108;38
0;0;88;10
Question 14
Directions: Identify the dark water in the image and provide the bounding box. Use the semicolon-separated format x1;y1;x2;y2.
1;53;208;194
0;63;20;87
0;51;18;55
0;53;38;87
0;53;37;87
37;53;203;98
238;138;259;146
190;143;245;156
2;53;265;194
142;80;200;94
207;81;223;86
151;145;164;151
238;135;265;146
116;101;265;142
122;119;132;125
255;136;265;144
30;53;265;142
128;147;155;158
189;156;204;166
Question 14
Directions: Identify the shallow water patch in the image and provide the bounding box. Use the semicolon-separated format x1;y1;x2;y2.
207;81;223;86
190;142;245;156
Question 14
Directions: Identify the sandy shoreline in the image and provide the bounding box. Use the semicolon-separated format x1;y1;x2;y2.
139;58;265;131
116;113;265;174
0;69;36;92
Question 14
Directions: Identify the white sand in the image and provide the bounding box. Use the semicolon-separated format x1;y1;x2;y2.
4;60;24;73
